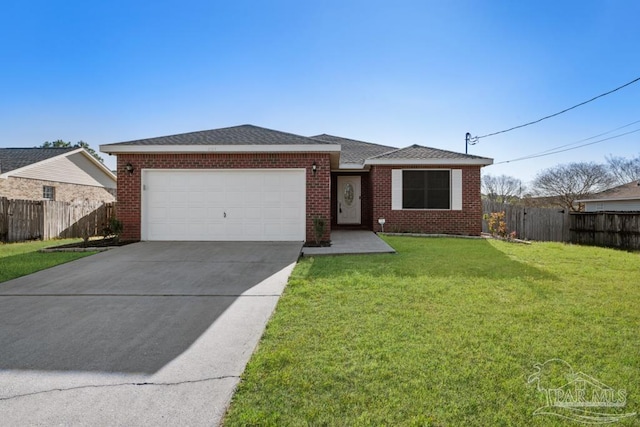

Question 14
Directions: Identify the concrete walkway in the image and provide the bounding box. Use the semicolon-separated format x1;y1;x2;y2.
301;230;396;256
0;241;301;426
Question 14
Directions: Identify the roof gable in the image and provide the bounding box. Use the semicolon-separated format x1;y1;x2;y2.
368;144;491;161
0;148;77;174
0;147;116;188
365;144;493;166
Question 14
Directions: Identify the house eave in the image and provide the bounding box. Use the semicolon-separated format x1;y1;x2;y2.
99;144;342;155
365;158;493;166
336;162;368;171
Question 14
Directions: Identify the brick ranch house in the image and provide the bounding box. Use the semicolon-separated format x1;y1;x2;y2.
0;147;116;203
100;125;493;243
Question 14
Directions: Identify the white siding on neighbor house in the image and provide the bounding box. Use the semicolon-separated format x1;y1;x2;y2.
584;199;640;212
12;153;115;189
391;168;463;210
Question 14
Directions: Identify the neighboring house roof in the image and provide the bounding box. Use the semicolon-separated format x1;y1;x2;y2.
0;148;77;174
0;147;117;189
100;124;493;168
576;181;640;202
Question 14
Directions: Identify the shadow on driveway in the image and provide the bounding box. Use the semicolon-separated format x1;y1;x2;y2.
0;241;301;374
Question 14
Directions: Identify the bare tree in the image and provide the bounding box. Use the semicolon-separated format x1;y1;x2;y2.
606;154;640;185
532;162;615;211
482;174;524;203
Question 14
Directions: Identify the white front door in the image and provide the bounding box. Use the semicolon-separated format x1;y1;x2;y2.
337;176;361;224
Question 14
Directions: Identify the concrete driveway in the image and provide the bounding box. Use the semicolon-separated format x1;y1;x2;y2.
0;241;301;426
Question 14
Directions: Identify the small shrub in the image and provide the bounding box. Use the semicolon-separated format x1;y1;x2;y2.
312;216;326;245
484;211;515;239
103;217;124;241
80;225;91;246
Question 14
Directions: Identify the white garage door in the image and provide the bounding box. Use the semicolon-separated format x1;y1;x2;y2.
142;169;306;241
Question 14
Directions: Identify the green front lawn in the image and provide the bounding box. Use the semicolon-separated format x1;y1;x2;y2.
0;239;96;283
225;236;640;426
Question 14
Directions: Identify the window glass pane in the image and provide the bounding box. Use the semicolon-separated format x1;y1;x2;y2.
43;186;55;200
402;170;450;209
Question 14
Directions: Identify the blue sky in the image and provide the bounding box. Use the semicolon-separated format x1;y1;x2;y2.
1;0;639;184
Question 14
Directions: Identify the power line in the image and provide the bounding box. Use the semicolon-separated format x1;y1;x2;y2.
491;126;640;165
519;118;640;157
471;76;640;142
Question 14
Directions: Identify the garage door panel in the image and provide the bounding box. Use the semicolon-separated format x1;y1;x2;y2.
143;169;305;241
188;207;207;219
148;208;167;221
281;222;301;236
207;207;225;218
188;191;206;205
281;207;300;220
205;192;225;206
169;192;188;204
225;192;245;205
165;207;185;219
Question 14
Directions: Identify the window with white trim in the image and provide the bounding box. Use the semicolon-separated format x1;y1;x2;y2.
392;169;463;211
43;185;55;200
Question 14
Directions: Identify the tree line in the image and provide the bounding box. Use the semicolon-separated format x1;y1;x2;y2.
40;140;104;163
482;154;640;211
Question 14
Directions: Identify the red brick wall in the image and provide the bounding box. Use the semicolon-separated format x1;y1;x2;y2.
370;165;483;235
116;153;331;242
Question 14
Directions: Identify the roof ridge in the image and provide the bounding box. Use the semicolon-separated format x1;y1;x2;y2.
108;124;337;146
366;146;405;159
244;124;335;144
310;134;397;149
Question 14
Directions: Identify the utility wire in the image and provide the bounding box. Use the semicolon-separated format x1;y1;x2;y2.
520;118;640;157
492;126;640;165
473;76;640;141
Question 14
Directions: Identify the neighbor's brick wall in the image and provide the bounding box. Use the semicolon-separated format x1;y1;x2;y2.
116;153;331;242
0;176;116;203
370;165;483;235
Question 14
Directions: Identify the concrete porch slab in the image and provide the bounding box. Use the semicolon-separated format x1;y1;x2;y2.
301;230;396;256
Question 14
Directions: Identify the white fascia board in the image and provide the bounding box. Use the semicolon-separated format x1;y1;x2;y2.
99;144;342;154
365;158;493;166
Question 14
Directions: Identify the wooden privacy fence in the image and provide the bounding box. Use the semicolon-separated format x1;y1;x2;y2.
483;200;570;242
0;197;115;243
570;212;640;250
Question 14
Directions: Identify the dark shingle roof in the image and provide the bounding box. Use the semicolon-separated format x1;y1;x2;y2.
107;124;336;146
0;148;77;174
102;124;493;166
368;144;491;161
581;181;640;201
311;134;397;164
